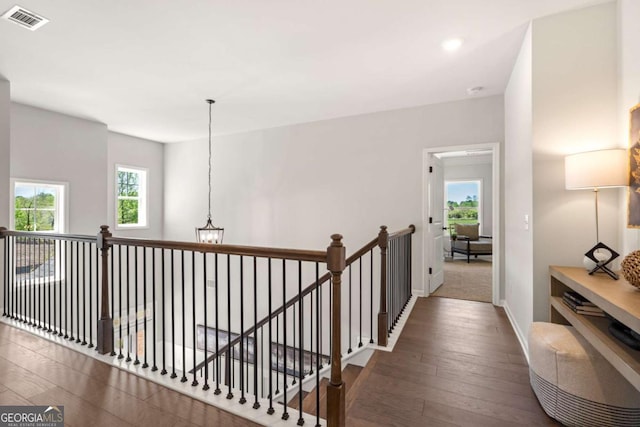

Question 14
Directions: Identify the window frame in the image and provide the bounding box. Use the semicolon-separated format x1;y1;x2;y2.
115;164;148;230
10;178;68;233
9;178;69;286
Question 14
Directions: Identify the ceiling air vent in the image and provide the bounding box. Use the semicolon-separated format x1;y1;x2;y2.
1;5;49;31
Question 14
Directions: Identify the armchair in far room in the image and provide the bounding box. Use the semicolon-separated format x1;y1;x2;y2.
450;223;492;263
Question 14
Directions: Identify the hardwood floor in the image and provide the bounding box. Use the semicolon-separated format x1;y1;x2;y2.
346;297;561;426
0;297;559;427
0;322;259;427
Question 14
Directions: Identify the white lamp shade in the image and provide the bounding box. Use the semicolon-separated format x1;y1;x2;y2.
565;148;628;190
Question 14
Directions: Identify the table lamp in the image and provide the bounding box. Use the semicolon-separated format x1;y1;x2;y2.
565;148;627;279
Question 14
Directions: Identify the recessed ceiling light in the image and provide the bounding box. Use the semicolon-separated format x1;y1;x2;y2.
442;38;463;52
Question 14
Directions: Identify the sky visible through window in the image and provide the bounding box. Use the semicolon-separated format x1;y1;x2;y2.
446;181;478;203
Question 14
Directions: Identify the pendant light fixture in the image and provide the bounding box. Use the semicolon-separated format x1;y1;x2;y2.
196;99;224;244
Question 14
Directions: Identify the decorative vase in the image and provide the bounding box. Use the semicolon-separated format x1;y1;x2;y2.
621;250;640;289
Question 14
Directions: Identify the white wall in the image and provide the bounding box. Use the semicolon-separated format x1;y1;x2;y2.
107;132;164;239
504;23;534;349
10;103;108;235
165;96;505;296
443;155;493;236
619;0;640;255
531;2;618;325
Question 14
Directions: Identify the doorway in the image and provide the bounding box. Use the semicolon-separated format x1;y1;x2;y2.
422;143;500;305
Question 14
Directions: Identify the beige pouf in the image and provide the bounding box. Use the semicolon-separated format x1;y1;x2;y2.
528;322;640;427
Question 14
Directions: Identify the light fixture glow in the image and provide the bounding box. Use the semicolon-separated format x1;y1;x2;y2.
442;38;463;52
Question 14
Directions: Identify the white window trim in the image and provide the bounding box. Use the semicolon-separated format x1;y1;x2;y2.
10;178;69;233
115;164;149;230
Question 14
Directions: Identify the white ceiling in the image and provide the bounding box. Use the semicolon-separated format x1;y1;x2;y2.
0;0;607;143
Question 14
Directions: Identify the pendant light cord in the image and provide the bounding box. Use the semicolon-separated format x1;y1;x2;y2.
207;99;214;221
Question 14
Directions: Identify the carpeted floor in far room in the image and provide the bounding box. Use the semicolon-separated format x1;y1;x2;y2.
432;257;492;303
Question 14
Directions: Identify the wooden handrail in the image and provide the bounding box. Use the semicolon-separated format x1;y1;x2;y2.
105;236;327;263
388;224;416;239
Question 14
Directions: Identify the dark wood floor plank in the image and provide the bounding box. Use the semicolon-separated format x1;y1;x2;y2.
0;355;57;399
0;323;259;427
346;297;560;426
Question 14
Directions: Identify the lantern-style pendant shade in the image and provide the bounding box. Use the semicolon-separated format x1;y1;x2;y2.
196;218;224;244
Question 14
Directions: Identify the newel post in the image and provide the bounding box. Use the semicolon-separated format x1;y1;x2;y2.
378;225;389;347
327;234;346;427
96;225;113;355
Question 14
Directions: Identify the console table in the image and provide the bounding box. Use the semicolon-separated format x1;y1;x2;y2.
549;266;640;391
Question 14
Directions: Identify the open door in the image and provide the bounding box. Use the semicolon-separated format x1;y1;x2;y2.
427;154;445;293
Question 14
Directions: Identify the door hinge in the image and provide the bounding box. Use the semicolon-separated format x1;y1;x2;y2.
429;217;433;224
429;166;433;173
429;267;433;274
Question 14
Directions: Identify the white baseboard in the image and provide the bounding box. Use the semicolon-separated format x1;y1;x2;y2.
502;301;529;364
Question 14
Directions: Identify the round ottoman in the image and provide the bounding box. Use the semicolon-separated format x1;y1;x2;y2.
528;322;640;427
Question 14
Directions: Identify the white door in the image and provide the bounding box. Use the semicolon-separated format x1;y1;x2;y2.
427;154;445;293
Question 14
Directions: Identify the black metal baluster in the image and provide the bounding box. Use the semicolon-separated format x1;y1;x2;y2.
252;256;259;409
276;311;279;395
142;247;148;368
369;249;373;344
93;244;98;348
134;246;140;365
214;253;221;395
161;249;167;375
63;241;68;338
76;241;81;343
319;263;323;369
170;249;177;378
267;258;274;415
329;274;332;364
87;243;93;348
348;264;352;353
110;244;116;356
226;254;233;399
297;260;304;426
191;251;197;386
69;241;75;340
239;256;246;404
152;248;158;371
180;250;187;383
202;252;208;390
359;257;363;348
292;302;296;386
125;246;132;361
118;245;124;359
28;237;32;325
309;270;314;376
88;244;94;347
47;239;52;332
82;242;87;345
37;238;42;329
3;235;7;317
282;259;288;421
315;262;320;427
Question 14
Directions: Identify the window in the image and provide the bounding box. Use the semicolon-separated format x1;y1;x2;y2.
445;180;481;229
13;181;65;232
116;165;147;228
11;180;67;285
